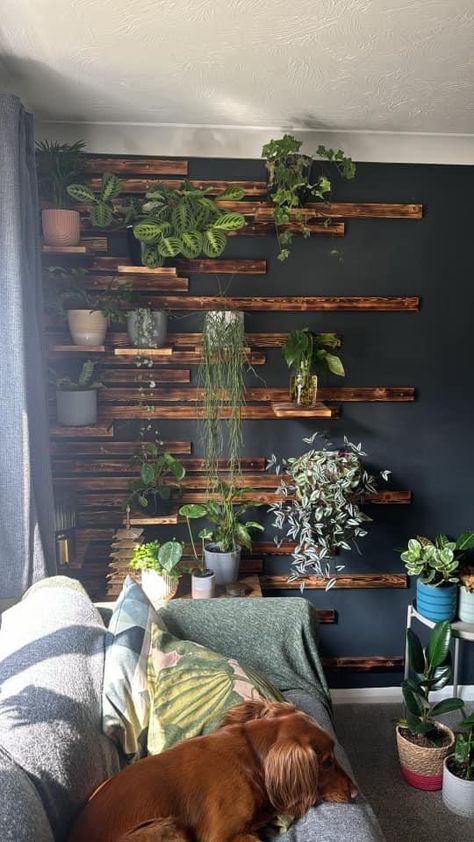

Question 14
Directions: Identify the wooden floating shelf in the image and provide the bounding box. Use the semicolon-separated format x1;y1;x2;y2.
169;490;411;505
113;347;174;357
59;273;189;292
169;332;303;349
88;177;268;196
260;573;408;590
50;440;193;456
53;457;266;474
42;244;91;254
49;423;113;439
272;401;333;418
321;656;404;672
96;405;341;421
180;574;263;600
49;344;106;354
84;156;188;176
103;369;191;384
140;296;420;312
110;259;267;275
127;513;178;526
254;202;422;220
237;221;345;237
317;610;336;625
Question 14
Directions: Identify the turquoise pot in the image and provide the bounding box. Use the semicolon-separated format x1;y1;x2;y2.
416;579;457;622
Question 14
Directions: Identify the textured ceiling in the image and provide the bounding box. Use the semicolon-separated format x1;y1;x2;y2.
1;0;474;134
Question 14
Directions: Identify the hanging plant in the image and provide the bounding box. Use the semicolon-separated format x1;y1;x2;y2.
261;134;356;261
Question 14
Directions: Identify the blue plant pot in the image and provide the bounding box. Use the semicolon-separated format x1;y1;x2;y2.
416;579;457;622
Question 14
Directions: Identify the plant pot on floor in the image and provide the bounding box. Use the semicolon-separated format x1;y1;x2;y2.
67;309;108;346
140;569;177;605
56;388;98;427
203;545;241;586
442;754;474;817
416;579;458;622
459;586;474;623
127;310;167;348
396;723;455;790
41;208;81;247
191;568;216;599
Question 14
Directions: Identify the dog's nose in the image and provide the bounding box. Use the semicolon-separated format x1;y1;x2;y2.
349;783;359;801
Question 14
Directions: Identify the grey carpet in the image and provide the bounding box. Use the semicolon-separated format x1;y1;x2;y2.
335;703;473;842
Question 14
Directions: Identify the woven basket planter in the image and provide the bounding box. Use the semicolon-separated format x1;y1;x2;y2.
396;723;455;790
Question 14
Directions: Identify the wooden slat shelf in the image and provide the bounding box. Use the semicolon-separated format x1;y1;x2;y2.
127;513;178;526
113;347;174;357
88;177;268;196
84;156;188;176
56;273;189;292
271;401;333;418
260;573;408;590
42;244;90;255
102;370;191;384
139;296;420;312
49;424;113;438
95;405;341;421
107;259;267;275
321;656;404;672
317;610;336;624
254;202;422;220
237;222;345;238
172;490;411;506
47;348;266;366
180;574;263;600
53;457;266;473
50;440;193;456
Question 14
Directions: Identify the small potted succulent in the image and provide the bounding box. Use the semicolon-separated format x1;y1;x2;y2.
127;306;167;348
127;443;186;516
282;329;344;406
55;360;102;426
36;140;86;246
129;539;183;604
268;432;390;588
396;620;464;790
458;562;474;623
178;504;216;598
400;532;474;621
443;710;474;817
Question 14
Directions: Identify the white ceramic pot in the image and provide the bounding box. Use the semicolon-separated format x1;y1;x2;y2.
204;545;241;585
41;208;81;247
191;569;216;599
442;755;474;817
67;309;108;346
141;569;177;606
56;388;98;427
459;586;474;623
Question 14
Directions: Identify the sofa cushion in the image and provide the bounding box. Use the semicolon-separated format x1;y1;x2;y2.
0;747;54;842
0;576;120;842
102;576;160;761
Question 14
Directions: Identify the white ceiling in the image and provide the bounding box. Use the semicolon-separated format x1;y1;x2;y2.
1;0;474;161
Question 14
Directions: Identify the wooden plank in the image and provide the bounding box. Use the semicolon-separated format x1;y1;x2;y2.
175;490;410;505
260;573;408;590
139;296;420;312
49;344;106;354
108;259;267;275
321;656;404;672
84;156;188;176
50;440;192;456
246;202;423;220
88;177;267;196
53;456;265;472
237;222;345;237
180;574;263;600
113;347;174;357
61;273;189;292
48;349;266;367
170;332;292;349
128;514;178;526
97;405;340;421
42;244;90;254
96;386;414;404
316;610;336;625
272;401;332;418
102;369;191;385
49;424;113;438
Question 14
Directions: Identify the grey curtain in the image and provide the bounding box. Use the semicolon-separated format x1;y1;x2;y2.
0;93;56;598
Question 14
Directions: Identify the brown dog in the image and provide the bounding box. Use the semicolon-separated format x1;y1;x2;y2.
69;700;358;842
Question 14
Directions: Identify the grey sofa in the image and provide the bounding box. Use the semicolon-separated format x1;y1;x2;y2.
0;577;385;842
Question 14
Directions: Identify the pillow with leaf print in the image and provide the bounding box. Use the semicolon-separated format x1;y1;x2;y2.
146;621;284;755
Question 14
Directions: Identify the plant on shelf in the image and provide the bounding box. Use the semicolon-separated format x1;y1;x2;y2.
36;139;86;246
459;561;474;623
268;432;390;588
127;443;186;516
132;181;246;267
400;532;474;622
261;134;356;261
127;306;168;349
396;620;464;791
282;329;344;406
130;539;184;603
67;171;138;229
178;503;216;598
54;360;102;427
443;710;474;817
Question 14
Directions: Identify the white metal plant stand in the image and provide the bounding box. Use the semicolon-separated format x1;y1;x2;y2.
405;603;474;697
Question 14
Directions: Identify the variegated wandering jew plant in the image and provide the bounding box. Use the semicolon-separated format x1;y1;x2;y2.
267;432;390;588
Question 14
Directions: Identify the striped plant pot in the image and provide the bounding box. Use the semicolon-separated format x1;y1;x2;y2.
442;755;474;817
416;579;457;622
459;586;474;623
41;208;81;246
396;723;455;790
140;569;177;606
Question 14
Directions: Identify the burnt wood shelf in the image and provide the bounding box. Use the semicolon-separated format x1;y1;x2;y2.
260;573;408;590
271;401;338;418
321;656;404;672
136;296;420;312
84;156;188;176
253;202;423;220
113;347;174;357
109;259;267;275
50;440;193;456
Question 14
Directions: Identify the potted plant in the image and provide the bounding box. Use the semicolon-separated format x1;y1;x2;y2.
396;620;464;790
129;539;183;604
458;562;474;623
132;181;246;267
400;533;474;622
443;710;474;817
54;360;102;426
127;443;186;516
268;432;390;588
178;504;216;598
36;140;86;246
261;134;356;261
282;329;344;406
127;306;167;348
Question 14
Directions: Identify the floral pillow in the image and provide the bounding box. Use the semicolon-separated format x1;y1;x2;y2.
147;622;284;754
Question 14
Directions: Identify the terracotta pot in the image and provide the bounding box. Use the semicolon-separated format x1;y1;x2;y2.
67;309;107;346
41;208;81;247
396;723;455;790
141;569;177;605
442;755;474;817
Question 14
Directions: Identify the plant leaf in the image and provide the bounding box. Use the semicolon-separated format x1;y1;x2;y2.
406;628;425;674
427;620;452;668
178;504;207;519
431;698;465;717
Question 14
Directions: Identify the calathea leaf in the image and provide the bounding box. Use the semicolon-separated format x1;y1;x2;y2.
134;222;163;244
100;172;122;201
142;246;164;268
90;202;113;228
179;231;203;258
158;236;182;258
211;212;246;231
66;183;96;203
217;186;245;201
202;229;227;257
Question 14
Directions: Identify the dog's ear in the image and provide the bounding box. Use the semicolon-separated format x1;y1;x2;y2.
264;739;319;818
219;699;296;727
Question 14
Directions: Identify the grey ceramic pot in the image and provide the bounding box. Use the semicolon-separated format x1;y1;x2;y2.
442;756;474;817
56;389;98;426
203;544;241;585
127;310;167;348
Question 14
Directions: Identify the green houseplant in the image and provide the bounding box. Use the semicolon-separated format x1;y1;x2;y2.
178;503;216;598
459;562;474;623
127;443;186;516
127;306;168;349
54;360;102;426
396;620;463;790
261;134;356;261
282;329;344;406
443;711;474;817
130;539;184;603
268;433;390;588
36;139;86;246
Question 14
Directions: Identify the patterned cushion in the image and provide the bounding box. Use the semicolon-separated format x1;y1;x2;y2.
147;621;284;754
102;577;162;762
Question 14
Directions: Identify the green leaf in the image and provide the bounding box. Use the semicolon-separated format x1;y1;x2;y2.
158;540;183;573
158;236;182;258
430;698;465;717
170;460;186;480
202;228;227;257
100;172;122;201
427;620;452;668
407;628;425;674
217;186;245;201
406;712;433;735
235;523;252;549
142;246;164;268
244;521;265;531
455;531;474;551
212;212;246;231
459;712;474;728
179;231;203;259
402;682;427;717
137;495;148;508
178;504;207;519
133;222;163;244
90;202;113;228
67;183;96;203
171;202;193;235
141;463;155;485
325;352;345;377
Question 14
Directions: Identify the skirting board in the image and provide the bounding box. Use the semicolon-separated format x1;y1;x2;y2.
331;685;474;704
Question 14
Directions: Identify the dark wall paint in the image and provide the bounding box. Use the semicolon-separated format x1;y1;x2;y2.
139;158;474;688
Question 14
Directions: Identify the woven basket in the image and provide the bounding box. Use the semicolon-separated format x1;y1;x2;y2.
396;723;454;778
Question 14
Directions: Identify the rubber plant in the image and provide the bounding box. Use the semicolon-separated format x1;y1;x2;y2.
261;134;356;260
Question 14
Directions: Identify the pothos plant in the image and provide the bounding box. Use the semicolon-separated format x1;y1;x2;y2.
267;432;390;588
262;134;356;261
282;329;344;404
127;442;186;510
